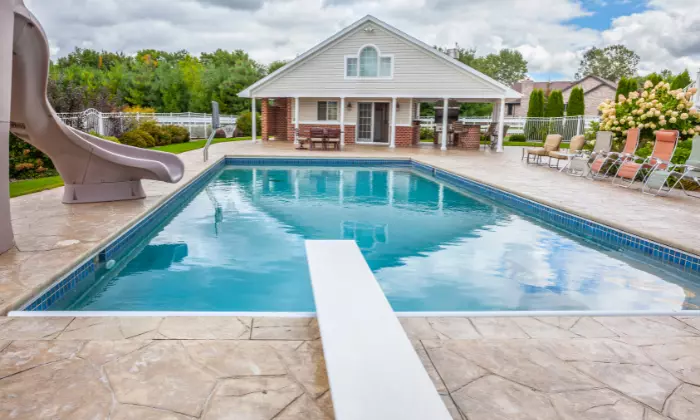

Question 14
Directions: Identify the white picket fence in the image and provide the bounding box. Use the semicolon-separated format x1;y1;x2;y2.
420;116;600;141
56;108;237;139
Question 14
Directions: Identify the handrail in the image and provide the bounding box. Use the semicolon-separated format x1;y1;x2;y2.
202;130;216;162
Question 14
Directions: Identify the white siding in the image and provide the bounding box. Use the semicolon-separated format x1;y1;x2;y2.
298;98;413;125
253;25;504;98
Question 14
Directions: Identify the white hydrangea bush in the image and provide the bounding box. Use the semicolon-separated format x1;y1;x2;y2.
598;80;699;141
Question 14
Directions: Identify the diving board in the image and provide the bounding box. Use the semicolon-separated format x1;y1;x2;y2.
305;240;451;420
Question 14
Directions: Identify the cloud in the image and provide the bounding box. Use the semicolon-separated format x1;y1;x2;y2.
21;0;700;80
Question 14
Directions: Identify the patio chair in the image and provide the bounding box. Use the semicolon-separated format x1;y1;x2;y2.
525;134;562;164
589;128;639;180
325;128;341;150
307;127;326;150
642;134;699;196
612;129;679;188
487;124;510;150
568;131;613;176
548;135;586;169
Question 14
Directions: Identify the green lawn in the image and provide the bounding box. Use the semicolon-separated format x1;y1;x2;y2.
9;136;251;198
10;176;64;198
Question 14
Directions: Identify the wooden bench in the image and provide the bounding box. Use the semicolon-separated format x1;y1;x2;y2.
305;240;451;420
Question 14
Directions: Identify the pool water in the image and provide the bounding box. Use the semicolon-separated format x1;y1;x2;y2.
58;166;700;312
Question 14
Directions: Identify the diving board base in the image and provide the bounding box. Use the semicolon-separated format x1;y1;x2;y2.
305;240;451;420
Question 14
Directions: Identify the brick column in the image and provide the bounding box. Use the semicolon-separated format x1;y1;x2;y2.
261;98;270;141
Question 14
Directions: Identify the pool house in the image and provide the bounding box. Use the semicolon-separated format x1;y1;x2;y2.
239;15;522;151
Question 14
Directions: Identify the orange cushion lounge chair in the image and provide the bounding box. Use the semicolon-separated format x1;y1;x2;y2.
612;130;679;188
589;128;639;180
525;134;562;165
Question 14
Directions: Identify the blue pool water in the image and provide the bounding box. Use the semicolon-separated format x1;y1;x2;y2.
56;166;700;312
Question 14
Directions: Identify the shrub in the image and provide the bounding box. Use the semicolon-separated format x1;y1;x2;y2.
527;89;545;117
214;128;227;138
88;131;120;143
122;105;157;114
509;134;526;142
119;130;154;148
670;70;692;90
567;87;585;116
236;111;261;136
546;90;564;118
9;133;57;179
166;125;190;143
420;127;433;140
138;120;171;146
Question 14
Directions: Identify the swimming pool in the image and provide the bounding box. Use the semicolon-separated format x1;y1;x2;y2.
28;159;700;312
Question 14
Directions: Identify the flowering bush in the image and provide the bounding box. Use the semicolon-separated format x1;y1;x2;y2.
598;80;699;143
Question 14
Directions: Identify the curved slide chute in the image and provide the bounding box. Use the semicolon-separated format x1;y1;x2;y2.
8;0;185;204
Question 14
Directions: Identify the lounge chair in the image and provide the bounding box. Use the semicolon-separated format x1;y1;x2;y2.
525;134;563;164
568;131;613;176
642;134;699;196
325;128;341;150
306;127;326;150
612;129;679;188
548;135;585;169
589;128;639;180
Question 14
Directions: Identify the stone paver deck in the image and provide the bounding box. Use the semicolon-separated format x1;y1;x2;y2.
1;315;699;419
2;141;700;314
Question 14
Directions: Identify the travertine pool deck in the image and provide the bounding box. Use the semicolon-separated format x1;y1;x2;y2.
2;140;700;314
1;315;699;419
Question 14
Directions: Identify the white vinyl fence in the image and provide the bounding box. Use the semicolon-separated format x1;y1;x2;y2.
420;116;600;141
57;108;237;139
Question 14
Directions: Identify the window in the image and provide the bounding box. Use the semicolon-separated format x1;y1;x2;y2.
345;45;393;78
346;58;358;77
317;101;338;121
507;104;515;116
359;47;378;77
379;57;392;77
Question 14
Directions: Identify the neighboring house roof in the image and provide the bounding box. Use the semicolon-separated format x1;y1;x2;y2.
239;15;521;99
511;81;572;93
561;75;617;92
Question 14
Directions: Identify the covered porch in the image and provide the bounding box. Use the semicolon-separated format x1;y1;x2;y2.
254;96;513;152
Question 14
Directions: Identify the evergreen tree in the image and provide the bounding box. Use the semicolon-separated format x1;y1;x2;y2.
527;89;545;118
671;70;692;90
615;77;628;99
645;73;663;86
567;87;585;116
545;90;564;117
626;78;638;95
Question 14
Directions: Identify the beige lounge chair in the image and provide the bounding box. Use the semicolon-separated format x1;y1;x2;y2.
525;134;563;164
548;135;585;169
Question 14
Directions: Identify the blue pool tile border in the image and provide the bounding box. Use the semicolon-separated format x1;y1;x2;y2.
426;163;700;275
22;158;228;311
21;156;700;311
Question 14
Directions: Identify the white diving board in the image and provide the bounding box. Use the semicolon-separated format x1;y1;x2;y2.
305;240;452;420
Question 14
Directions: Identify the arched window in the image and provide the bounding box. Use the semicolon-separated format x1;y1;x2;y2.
346;45;393;78
359;46;378;77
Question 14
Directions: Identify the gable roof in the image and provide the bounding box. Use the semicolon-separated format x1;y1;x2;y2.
239;15;521;99
511;81;573;93
561;75;617;92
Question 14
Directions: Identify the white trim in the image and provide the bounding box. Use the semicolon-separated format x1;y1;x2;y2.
441;97;448;151
340;97;346;149
317;100;340;121
8;311;317;317
239;15;521;99
497;98;505;153
294;97;300;145
9;310;699;318
254;93;507;99
251;97;257;143
390;97;397;148
299;120;345;125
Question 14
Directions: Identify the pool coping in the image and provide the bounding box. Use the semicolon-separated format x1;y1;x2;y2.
11;154;700;314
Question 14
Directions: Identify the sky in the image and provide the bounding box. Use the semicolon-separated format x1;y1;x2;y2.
23;0;700;82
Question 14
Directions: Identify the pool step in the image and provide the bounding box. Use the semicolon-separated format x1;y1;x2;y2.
305;240;451;420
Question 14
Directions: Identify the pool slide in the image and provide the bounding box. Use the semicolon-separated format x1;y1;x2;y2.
5;0;184;206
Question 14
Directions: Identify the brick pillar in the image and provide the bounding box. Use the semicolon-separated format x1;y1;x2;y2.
261;98;270;141
287;98;295;142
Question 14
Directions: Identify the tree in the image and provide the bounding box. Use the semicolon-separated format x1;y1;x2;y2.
267;60;288;74
626;78;638;95
566;86;585;116
671;70;692;90
575;45;640;82
615;77;629;99
545;90;564;117
471;49;528;86
645;72;664;86
527;89;545;117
